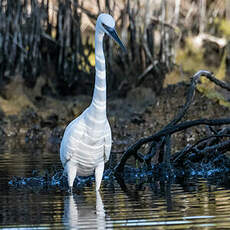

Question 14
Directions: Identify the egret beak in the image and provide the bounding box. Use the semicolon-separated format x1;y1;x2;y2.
102;23;126;52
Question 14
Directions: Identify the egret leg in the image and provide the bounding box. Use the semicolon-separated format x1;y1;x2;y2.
96;191;105;216
95;161;105;191
65;161;77;193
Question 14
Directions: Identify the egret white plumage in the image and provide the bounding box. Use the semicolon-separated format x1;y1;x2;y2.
60;13;126;193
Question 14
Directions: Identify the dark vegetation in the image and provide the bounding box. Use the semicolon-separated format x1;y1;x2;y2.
0;0;93;94
0;0;177;96
1;0;229;94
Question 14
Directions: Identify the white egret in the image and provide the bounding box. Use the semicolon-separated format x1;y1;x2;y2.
60;13;126;193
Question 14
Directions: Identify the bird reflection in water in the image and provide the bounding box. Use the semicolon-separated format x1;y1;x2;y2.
63;191;106;229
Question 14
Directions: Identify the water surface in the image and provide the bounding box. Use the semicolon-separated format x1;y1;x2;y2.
1;139;230;229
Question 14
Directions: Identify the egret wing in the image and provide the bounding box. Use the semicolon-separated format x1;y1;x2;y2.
104;120;112;162
60;115;84;166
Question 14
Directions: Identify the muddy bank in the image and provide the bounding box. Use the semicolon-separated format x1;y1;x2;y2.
0;78;229;157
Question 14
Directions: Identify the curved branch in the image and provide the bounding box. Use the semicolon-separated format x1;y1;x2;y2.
114;70;230;176
166;70;230;127
172;134;230;162
115;118;230;174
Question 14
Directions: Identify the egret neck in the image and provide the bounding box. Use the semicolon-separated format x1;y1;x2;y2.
87;30;107;129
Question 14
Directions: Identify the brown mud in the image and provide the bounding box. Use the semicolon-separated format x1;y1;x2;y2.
0;76;229;162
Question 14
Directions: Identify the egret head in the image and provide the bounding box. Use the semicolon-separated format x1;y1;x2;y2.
96;13;126;52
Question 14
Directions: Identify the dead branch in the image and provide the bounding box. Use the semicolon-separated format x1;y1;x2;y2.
172;134;230;163
114;70;230;176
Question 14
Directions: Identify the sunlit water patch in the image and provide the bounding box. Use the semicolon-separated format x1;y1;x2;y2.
1;140;230;229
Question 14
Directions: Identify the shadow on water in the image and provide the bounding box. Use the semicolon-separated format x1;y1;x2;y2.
2;140;230;229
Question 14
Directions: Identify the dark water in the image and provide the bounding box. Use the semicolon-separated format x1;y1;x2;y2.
1;139;230;229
